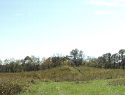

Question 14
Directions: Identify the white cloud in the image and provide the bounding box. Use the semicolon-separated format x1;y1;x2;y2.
87;1;124;7
93;10;116;15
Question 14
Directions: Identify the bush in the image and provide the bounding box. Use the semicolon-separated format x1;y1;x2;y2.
0;82;22;95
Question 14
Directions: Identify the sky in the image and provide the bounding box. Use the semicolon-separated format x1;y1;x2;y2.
0;0;125;61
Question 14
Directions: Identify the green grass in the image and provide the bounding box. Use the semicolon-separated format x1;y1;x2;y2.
69;67;82;75
108;77;125;86
18;79;125;95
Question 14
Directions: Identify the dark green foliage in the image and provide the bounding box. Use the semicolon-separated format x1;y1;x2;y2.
85;49;125;70
70;48;84;66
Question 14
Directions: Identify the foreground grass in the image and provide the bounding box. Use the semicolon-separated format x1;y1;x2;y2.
18;79;125;95
2;66;125;95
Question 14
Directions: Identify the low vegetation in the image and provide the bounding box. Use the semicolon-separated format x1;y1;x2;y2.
108;78;125;86
1;66;125;95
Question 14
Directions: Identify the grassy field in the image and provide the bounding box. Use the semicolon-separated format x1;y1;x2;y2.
18;79;125;95
1;66;125;95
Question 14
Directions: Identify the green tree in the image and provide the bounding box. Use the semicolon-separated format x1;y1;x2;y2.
102;54;107;69
97;56;104;68
107;53;111;68
111;53;119;69
70;48;84;66
118;49;125;59
0;59;3;72
118;49;125;69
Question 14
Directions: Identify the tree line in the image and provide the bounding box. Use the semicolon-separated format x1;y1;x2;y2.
86;49;125;69
0;48;125;73
0;48;84;73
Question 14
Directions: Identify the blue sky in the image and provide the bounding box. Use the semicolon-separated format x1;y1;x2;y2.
0;0;125;60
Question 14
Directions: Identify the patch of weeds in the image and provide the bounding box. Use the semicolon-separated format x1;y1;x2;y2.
0;82;22;95
108;78;125;86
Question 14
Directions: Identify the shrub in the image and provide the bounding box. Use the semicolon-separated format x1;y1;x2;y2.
0;82;22;95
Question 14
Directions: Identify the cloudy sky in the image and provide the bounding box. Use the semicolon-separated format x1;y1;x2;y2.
0;0;125;60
